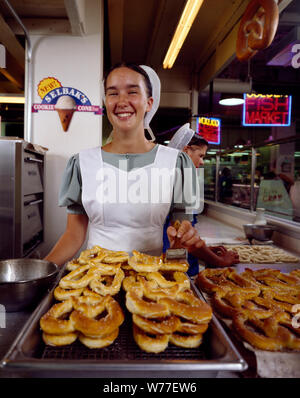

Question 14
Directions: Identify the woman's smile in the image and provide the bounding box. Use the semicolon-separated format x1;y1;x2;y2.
105;67;153;133
114;110;135;121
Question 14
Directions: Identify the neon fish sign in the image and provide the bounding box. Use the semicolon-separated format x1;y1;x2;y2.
243;94;292;126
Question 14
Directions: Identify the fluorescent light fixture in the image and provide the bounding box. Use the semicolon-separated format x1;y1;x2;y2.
229;152;250;156
163;0;204;69
219;97;244;106
0;95;25;104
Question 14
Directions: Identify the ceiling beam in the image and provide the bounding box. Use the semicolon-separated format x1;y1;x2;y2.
278;0;294;12
145;0;186;68
0;51;24;90
107;0;124;65
64;0;86;36
7;17;71;35
145;0;167;65
0;80;23;93
195;0;249;73
0;12;25;69
197;23;238;91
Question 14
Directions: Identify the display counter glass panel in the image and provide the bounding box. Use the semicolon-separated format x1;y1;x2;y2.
218;149;252;209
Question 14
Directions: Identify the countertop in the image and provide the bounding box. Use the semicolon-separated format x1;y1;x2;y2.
1;215;291;379
0;301;242;379
195;215;246;245
0;306;40;378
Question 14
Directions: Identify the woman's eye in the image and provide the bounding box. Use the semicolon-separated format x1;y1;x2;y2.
129;91;137;94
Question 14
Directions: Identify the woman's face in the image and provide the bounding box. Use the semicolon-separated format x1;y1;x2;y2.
184;145;208;168
105;67;153;133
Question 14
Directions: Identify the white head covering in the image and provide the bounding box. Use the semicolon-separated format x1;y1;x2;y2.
101;65;160;143
167;123;195;150
139;65;161;142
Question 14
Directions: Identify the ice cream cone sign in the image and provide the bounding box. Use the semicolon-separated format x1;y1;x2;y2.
55;95;76;132
33;77;103;133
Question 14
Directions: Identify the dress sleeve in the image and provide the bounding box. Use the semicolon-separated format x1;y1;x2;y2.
169;151;203;223
58;154;86;215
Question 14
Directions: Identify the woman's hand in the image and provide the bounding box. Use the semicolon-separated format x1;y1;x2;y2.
210;246;227;256
210;246;239;266
216;250;240;267
167;220;205;251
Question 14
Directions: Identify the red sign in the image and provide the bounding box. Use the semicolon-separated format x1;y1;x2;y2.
243;94;292;126
196;117;221;145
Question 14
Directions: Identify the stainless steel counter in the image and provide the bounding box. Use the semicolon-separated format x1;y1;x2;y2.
0;309;33;378
195;215;246;244
0;278;247;378
4;215;296;379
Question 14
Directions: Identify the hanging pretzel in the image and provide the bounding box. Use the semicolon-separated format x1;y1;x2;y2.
236;0;279;62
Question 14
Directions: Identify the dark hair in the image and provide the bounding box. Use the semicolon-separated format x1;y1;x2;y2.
103;62;153;97
256;166;264;174
221;167;231;177
188;134;209;148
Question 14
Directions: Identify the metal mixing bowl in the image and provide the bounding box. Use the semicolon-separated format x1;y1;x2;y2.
0;259;59;312
243;224;276;242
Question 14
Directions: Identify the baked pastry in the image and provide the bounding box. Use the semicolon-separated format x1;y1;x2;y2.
197;267;300;351
222;245;299;263
125;272;212;353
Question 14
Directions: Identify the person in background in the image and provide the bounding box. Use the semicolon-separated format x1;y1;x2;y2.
167;126;239;275
255;166;264;185
264;169;294;194
182;134;208;168
218;166;233;204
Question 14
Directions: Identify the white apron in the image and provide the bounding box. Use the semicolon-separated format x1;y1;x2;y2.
79;145;179;255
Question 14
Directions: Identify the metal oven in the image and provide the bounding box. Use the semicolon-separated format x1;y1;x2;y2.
0;138;45;260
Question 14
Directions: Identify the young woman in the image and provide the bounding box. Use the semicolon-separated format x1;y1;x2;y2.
167;129;239;274
44;63;203;266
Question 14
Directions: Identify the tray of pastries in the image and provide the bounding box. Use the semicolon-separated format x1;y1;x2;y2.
1;246;247;378
221;245;299;264
196;267;300;377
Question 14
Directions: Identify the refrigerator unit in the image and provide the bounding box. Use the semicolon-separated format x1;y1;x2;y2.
0;138;45;260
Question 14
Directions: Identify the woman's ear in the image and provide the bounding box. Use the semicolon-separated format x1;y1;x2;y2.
183;146;193;157
146;96;154;112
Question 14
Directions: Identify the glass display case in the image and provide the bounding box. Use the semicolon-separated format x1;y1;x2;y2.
203;137;300;223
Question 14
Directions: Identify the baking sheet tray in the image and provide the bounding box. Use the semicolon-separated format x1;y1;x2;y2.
195;265;300;378
1;276;247;378
217;244;300;266
235;263;300;273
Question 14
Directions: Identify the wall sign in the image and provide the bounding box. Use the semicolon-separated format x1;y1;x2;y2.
256;179;293;218
196;116;221;145
243;93;292;127
32;77;102;132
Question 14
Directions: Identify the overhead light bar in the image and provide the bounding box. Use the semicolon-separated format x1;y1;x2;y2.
163;0;204;69
219;97;244;106
0;95;25;104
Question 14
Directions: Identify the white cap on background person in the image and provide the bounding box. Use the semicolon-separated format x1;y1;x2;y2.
167;123;195;150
